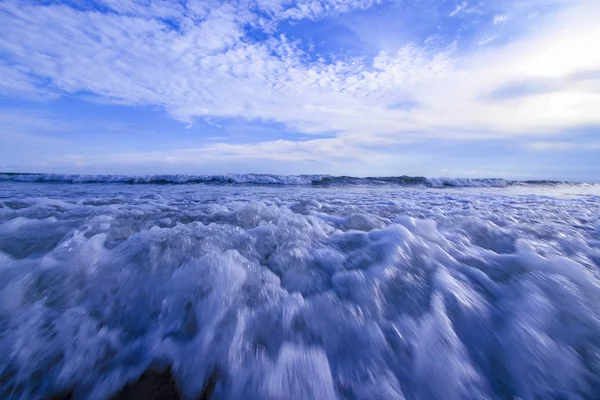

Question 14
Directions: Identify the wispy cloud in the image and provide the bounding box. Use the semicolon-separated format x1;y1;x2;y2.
477;36;498;46
0;0;599;176
0;109;75;132
52;136;390;175
0;62;57;100
526;140;600;151
449;1;468;17
493;14;509;25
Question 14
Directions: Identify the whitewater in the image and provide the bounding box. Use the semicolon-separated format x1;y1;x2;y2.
1;174;599;399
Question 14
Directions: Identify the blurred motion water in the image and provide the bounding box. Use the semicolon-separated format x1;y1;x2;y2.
1;177;599;399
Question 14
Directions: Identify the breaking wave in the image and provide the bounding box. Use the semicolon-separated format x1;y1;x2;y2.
0;172;593;188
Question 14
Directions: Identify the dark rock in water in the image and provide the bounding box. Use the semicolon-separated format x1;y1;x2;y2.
48;391;74;400
110;369;218;400
111;370;180;400
42;369;218;400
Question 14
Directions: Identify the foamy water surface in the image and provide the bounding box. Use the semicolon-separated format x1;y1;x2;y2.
1;178;599;399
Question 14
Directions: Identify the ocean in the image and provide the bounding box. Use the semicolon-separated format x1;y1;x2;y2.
1;173;599;399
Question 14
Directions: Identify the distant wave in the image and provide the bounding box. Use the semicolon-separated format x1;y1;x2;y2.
0;172;591;188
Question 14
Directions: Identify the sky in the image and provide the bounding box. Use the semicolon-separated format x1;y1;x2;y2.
0;0;599;180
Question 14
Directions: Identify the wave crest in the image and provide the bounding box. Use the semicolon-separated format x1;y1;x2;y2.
0;173;589;188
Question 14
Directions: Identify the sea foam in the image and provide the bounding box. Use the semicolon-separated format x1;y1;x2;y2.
0;180;599;399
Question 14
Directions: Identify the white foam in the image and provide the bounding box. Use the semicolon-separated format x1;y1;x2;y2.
0;182;599;399
262;343;337;400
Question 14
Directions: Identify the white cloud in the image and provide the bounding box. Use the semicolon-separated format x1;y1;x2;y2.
493;14;509;25
477;36;498;46
0;62;56;99
449;1;468;17
50;136;391;175
0;109;75;132
526;141;600;151
0;0;599;158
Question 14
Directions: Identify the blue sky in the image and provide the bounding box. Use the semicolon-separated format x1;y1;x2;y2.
0;0;599;180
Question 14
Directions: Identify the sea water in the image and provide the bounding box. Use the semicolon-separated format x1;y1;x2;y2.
1;174;599;399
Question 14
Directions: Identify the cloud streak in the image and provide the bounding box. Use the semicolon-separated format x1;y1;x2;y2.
0;0;599;176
